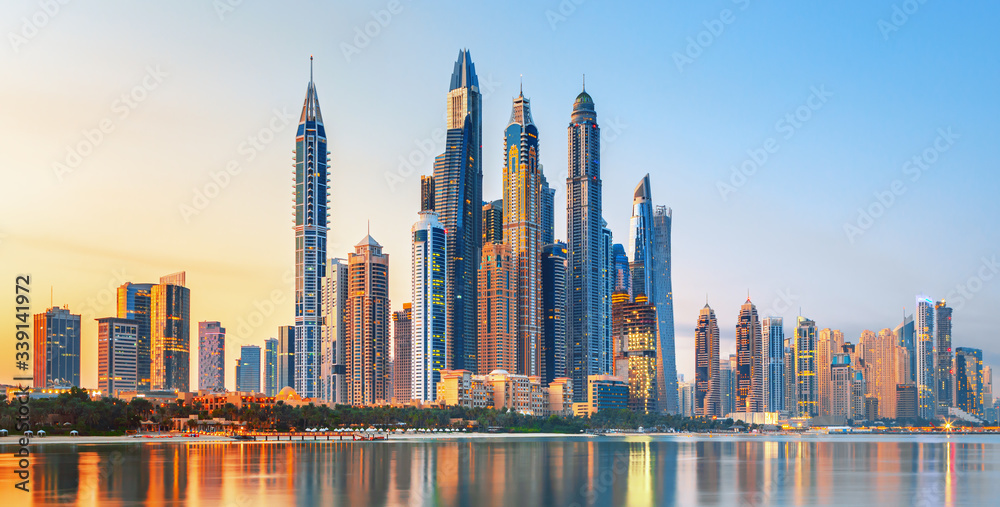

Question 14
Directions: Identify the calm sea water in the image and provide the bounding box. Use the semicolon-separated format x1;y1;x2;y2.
1;435;998;506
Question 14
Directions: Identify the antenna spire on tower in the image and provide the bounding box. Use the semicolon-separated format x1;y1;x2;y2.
310;55;313;82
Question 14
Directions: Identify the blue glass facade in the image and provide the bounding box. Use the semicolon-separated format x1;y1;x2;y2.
293;58;328;398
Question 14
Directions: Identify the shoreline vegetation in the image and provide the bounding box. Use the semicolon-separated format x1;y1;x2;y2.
3;388;987;443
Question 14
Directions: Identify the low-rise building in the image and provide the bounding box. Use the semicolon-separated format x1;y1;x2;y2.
436;369;574;416
574;375;629;417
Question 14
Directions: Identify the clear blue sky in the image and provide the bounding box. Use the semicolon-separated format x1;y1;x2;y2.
2;1;998;388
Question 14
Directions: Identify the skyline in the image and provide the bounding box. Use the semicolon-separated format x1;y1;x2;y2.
2;2;999;392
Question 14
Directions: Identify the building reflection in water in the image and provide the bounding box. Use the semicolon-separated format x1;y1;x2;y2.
4;435;998;505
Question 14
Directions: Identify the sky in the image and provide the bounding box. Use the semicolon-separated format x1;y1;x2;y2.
1;1;998;392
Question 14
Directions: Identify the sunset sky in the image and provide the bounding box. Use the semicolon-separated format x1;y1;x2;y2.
2;1;998;391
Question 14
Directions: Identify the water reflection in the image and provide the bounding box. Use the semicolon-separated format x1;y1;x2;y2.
1;436;998;506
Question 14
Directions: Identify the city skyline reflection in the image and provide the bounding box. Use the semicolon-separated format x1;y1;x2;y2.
1;436;996;506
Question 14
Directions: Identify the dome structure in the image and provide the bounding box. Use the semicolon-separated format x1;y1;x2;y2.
276;386;302;402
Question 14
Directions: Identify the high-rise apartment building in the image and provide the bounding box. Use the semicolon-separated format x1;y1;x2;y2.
435;49;482;373
795;316;818;417
411;212;448;402
347;234;391;405
623;295;658;413
97;317;138;395
651;206;678;414
321;258;349;403
735;298;762;412
420;175;435;211
237;345;261;393
567;84;608;400
33;306;81;388
479;242;518;376
955;347;983;417
540;174;555;246
277;325;295;390
264;338;278;397
292;58;329;398
859;328;898;419
695;303;720;417
482;200;503;245
117;282;153;391
392;304;413;402
198;321;225;392
719;356;735;416
505;87;543;377
915;296;936;419
761;317;784;413
894;314;916;385
151;273;190;392
935;300;953;416
541;242;568;384
611;243;631;297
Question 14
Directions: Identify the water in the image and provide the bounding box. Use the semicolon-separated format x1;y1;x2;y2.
1;435;998;506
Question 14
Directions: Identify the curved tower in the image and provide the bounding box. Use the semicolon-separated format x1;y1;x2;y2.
293;57;328;398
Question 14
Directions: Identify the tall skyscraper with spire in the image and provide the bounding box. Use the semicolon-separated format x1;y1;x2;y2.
293;57;328;398
567;83;607;399
736;297;761;413
434;49;482;373
504;85;543;377
695;302;720;417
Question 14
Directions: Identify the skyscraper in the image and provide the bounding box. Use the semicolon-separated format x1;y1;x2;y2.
264;338;278;397
237;345;261;393
695;303;720;417
411;212;448;402
628;176;654;298
541;242;568;384
277;325;295;390
347;234;391;405
392;304;413;402
915;295;935;419
420;175;435;211
293;57;329;398
482;200;503;244
830;353;856;420
934;300;953;416
736;298;762;413
859;328;898;419
435;49;482;373
611;291;630;381
540;173;555;246
97;317;138;395
651;205;678;414
611;243;631;297
151;273;190;392
894;314;916;385
955;347;983;417
795;316;818;417
117;282;153;391
625;295;658;413
817;329;837;416
479;241;517;374
198;321;225;392
719;356;735;417
321;258;349;404
566;83;604;400
505;86;543;377
761;317;784;413
33;306;81;388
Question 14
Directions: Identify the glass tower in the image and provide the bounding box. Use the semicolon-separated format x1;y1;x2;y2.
434;49;482;373
934;300;953;416
411;212;448;401
198;321;225;392
541;241;568;384
264;338;277;397
117;282;153;391
915;295;935;419
293;57;329;398
33;307;81;388
762;317;785;412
